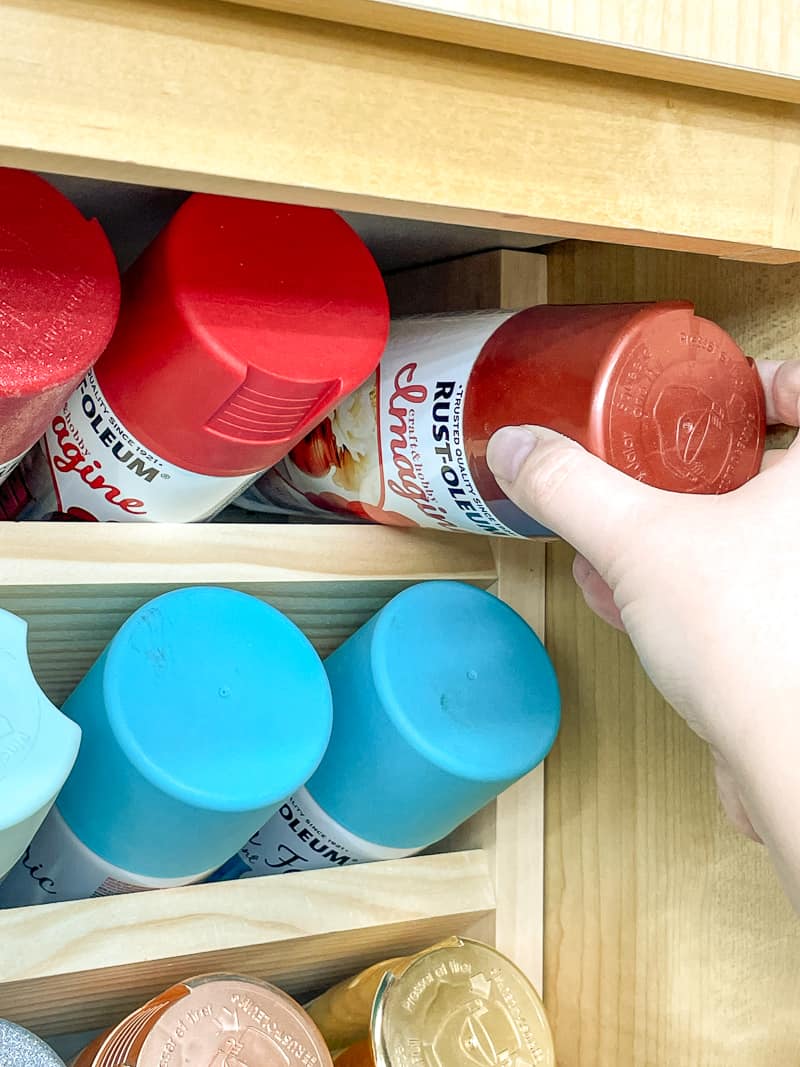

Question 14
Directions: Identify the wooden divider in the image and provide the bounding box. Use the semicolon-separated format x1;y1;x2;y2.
543;241;800;1067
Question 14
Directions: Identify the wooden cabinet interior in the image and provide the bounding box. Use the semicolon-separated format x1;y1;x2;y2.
223;0;800;103
0;247;548;1040
544;242;800;1067
0;158;795;1061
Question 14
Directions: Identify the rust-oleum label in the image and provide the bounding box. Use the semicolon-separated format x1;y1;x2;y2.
211;786;414;881
246;312;529;536
0;371;254;522
0;449;28;489
0;806;210;907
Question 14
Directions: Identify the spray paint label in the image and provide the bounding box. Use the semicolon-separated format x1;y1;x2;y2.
0;806;212;906
0;449;27;488
0;371;254;522
246;312;526;535
211;786;415;880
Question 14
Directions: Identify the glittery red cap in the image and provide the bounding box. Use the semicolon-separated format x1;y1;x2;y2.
0;168;120;463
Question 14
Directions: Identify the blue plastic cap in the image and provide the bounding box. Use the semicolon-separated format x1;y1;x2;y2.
0;610;81;880
57;588;332;878
307;581;560;849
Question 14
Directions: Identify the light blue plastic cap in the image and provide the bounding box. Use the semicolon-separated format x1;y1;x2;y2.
307;581;560;849
0;610;81;880
57;588;332;879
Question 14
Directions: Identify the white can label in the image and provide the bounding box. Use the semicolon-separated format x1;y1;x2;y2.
0;448;26;488
249;312;523;536
0;806;211;906
210;786;415;880
0;370;255;522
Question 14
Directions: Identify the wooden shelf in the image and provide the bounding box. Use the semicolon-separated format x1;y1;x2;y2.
0;251;546;1056
0;0;797;1051
543;241;800;1067
235;0;800;104
0;522;496;588
0;524;495;704
0;850;494;1036
2;0;799;261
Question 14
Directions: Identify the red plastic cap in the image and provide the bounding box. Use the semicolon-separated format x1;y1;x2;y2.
0;168;120;462
465;301;765;503
96;195;390;477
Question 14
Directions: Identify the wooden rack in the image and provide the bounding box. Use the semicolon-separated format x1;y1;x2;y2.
0;3;799;1061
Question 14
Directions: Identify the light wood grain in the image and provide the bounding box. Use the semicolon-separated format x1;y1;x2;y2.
546;239;800;361
229;0;800;103
387;249;548;316
0;850;493;1036
491;540;547;995
543;243;800;1067
0;524;495;701
3;1;800;260
0;579;485;704
390;249;549;989
0;522;494;587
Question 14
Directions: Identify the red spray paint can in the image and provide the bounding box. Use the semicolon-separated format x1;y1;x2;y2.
0;169;119;491
0;194;389;522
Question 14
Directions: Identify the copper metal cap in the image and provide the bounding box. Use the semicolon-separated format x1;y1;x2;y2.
72;974;334;1067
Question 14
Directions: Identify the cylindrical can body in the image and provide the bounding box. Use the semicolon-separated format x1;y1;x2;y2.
212;580;560;885
0;804;214;905
0;194;388;522
307;581;560;850
0;588;331;906
335;1040;374;1065
0;609;80;882
244;302;765;536
210;784;415;881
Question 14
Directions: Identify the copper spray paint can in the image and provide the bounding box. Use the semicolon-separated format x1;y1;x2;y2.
246;301;766;537
71;974;334;1067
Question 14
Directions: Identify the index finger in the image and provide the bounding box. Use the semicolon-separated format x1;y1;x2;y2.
756;359;800;426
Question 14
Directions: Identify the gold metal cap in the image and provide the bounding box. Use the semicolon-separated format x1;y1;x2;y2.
372;938;554;1067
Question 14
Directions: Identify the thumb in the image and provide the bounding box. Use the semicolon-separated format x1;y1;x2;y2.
487;425;661;577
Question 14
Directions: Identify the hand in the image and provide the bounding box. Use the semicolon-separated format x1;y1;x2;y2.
487;359;800;910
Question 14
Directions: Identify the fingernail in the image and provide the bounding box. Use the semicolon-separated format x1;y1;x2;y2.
487;427;538;482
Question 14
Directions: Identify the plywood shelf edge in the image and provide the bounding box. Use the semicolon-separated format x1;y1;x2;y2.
3;0;799;261
0;523;497;587
0;850;495;1035
228;0;800;105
